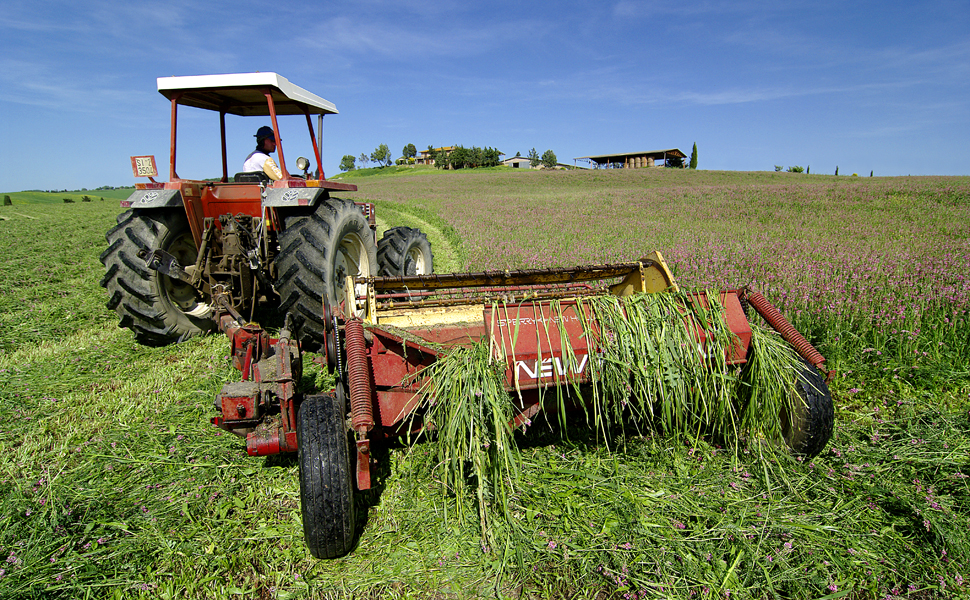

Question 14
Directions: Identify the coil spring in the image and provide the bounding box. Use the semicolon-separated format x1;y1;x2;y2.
746;290;825;369
344;319;374;432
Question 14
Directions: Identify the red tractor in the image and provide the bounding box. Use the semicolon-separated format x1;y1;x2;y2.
100;72;432;347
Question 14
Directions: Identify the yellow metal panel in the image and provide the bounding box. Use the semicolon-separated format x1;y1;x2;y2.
377;304;485;329
608;251;679;295
365;251;679;325
609;265;646;296
642;250;679;293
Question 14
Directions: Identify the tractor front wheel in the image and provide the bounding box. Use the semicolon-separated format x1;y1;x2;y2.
297;393;356;559
100;209;214;345
377;226;434;277
782;361;835;458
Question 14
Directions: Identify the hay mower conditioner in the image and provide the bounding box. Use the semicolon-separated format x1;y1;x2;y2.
210;252;835;559
100;72;433;349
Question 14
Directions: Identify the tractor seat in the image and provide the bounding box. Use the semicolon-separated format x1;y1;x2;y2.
233;172;269;183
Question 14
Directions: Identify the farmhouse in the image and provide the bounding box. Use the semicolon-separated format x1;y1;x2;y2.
415;146;454;166
574;149;686;169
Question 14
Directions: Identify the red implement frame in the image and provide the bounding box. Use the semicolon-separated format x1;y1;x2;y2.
211;262;826;491
210;313;302;456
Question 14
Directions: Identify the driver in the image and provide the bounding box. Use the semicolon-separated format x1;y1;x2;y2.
242;126;283;180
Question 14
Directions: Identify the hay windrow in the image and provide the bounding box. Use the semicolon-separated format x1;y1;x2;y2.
410;340;520;540
410;291;805;536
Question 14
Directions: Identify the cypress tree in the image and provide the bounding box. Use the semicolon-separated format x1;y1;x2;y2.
689;143;698;169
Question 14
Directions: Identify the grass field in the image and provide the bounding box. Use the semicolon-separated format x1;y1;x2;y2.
1;170;968;599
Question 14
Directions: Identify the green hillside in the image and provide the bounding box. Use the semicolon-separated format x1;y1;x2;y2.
1;188;135;205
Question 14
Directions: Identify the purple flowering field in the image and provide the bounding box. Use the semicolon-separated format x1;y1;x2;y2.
363;169;970;390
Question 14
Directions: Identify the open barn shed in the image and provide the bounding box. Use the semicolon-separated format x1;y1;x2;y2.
575;149;686;169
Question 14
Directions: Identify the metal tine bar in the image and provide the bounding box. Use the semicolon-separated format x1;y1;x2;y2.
359;261;652;291
371;287;612;311
374;282;597;301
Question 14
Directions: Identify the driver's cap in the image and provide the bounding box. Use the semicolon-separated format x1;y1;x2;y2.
255;126;276;141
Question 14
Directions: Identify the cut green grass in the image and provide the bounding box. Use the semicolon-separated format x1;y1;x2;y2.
409;293;807;546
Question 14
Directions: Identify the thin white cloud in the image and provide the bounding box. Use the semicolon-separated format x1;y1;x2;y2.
674;87;799;105
296;14;550;62
0;57;153;115
0;16;85;34
718;14;970;86
0;0;247;113
628;78;923;107
868;40;970;83
843;122;924;139
613;0;794;19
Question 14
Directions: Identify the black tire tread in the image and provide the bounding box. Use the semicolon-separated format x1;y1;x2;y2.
377;226;434;277
274;199;377;349
100;209;214;345
298;394;356;559
784;361;835;458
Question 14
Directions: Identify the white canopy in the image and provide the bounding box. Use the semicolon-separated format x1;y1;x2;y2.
157;72;338;116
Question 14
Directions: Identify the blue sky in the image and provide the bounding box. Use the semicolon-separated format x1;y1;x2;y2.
1;0;967;191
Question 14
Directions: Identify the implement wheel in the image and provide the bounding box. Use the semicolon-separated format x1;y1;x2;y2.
100;209;213;345
783;361;835;458
276;198;377;349
298;393;356;559
377;226;434;276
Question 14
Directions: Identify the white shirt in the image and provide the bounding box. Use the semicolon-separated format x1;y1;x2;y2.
242;150;283;180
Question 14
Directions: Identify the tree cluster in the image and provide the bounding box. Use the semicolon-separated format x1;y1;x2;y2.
338;144;397;172
338;141;558;172
433;145;502;170
525;148;558;168
340;155;357;172
370;144;393;168
341;141;501;172
540;149;557;168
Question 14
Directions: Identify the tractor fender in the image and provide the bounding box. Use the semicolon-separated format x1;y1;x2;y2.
262;187;327;208
122;189;183;209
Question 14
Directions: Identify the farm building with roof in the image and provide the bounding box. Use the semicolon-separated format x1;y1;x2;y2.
574;149;686;169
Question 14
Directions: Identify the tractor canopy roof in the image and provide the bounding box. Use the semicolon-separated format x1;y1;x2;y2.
157;72;338;117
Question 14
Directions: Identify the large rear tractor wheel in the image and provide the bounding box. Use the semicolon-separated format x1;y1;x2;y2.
377;226;434;277
100;209;214;345
782;361;835;458
297;393;356;559
275;199;377;349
